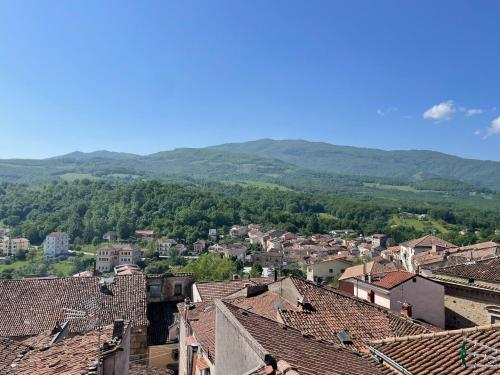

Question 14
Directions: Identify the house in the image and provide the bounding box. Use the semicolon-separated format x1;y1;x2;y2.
135;229;156;239
208;229;217;240
0;320;131;375
343;270;445;328
248;230;268;247
0;236;30;257
103;230;118;242
251;250;283;268
215;301;389;375
280;232;296;241
43;231;69;259
371;233;388;248
229;225;250;237
192;277;276;302
0;274;148;356
449;241;500;260
338;260;397;294
114;263;142;275
193;239;207;253
157;238;177;255
358;242;372;257
429;256;500;328
209;243;247;261
400;235;456;272
266;238;283;252
306;256;353;284
96;244;142;272
368;323;500;374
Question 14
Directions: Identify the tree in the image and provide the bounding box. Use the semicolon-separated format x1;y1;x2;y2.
248;264;263;278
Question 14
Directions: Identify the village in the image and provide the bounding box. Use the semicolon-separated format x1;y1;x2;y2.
0;222;499;374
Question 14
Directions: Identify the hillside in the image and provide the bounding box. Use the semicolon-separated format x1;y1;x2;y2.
210;139;500;191
0;139;499;210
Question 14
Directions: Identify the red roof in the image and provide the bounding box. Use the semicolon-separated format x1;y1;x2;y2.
372;271;416;289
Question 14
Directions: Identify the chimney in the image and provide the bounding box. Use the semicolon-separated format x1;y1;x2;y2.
112;319;124;341
49;321;70;345
401;303;412;318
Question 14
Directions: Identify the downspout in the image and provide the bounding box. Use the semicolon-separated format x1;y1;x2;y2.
368;346;412;375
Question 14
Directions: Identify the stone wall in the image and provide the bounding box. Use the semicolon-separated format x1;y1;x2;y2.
443;284;500;329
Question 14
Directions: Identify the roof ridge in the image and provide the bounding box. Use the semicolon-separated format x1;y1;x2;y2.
369;322;500;344
433;255;500;271
288;277;433;330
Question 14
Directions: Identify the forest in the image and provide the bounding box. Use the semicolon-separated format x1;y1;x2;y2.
1;179;500;247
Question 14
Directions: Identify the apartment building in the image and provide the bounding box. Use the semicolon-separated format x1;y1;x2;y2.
43;232;69;259
0;236;30;257
96;244;142;272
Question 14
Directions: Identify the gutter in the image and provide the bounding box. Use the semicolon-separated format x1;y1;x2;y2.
368;346;412;375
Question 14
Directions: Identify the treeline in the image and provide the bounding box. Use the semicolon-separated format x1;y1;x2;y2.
0;179;499;247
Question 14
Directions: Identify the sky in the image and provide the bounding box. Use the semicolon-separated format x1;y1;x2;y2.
1;1;500;160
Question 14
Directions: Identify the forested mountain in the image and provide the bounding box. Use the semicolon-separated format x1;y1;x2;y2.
211;139;500;191
0;139;499;210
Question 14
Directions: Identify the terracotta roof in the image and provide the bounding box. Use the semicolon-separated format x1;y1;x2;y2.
369;323;500;374
413;251;445;267
47;232;68;238
228;290;300;321
455;241;500;252
194;277;275;302
433;256;500;283
178;301;216;361
0;275;147;337
278;278;433;349
385;246;401;254
339;261;396;281
371;271;416;289
401;235;456;249
0;337;32;373
224;302;390;375
14;324;121;374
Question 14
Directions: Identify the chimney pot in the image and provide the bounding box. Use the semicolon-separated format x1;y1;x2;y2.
112;319;124;341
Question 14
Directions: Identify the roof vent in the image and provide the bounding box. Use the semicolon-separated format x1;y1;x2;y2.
336;330;352;344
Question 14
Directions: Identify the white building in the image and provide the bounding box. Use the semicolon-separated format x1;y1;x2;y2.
0;237;30;257
43;232;69;259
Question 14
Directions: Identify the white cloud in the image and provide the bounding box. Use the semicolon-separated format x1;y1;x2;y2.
486;116;500;137
423;100;455;121
377;107;398;117
465;108;483;117
474;129;481;136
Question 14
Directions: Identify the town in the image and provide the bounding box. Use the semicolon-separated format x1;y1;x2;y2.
0;221;498;374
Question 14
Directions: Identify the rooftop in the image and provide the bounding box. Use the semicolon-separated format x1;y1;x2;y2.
370;271;416;290
194;277;276;302
277;278;435;349
0;274;147;337
223;301;390;375
369;323;500;375
401;234;456;249
433;256;500;284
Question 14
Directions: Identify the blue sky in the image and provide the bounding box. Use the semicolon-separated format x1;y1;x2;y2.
1;1;500;160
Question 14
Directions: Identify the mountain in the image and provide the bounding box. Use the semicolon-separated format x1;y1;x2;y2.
210;139;500;190
0;139;499;210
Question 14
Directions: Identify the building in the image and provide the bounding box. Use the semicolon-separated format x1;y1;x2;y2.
338;260;397;293
209;243;247;262
343;270;445;328
429;256;500;328
368;323;500;374
103;231;118;242
215;301;389;375
0;236;30;257
371;233;388;248
192;277;276;303
115;264;142;275
208;229;217;240
306;256;353;284
251;250;283;268
135;229;156;239
193;239;206;253
0;274;148;356
0;321;131;375
157;238;177;255
229;225;250;237
43;231;69;259
96;244;142;273
400;235;456;272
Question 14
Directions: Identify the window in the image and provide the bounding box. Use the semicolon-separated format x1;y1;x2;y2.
367;290;375;303
174;283;182;296
329;269;333;273
486;307;500;324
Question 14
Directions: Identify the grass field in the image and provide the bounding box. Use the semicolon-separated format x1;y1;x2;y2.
389;214;451;234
